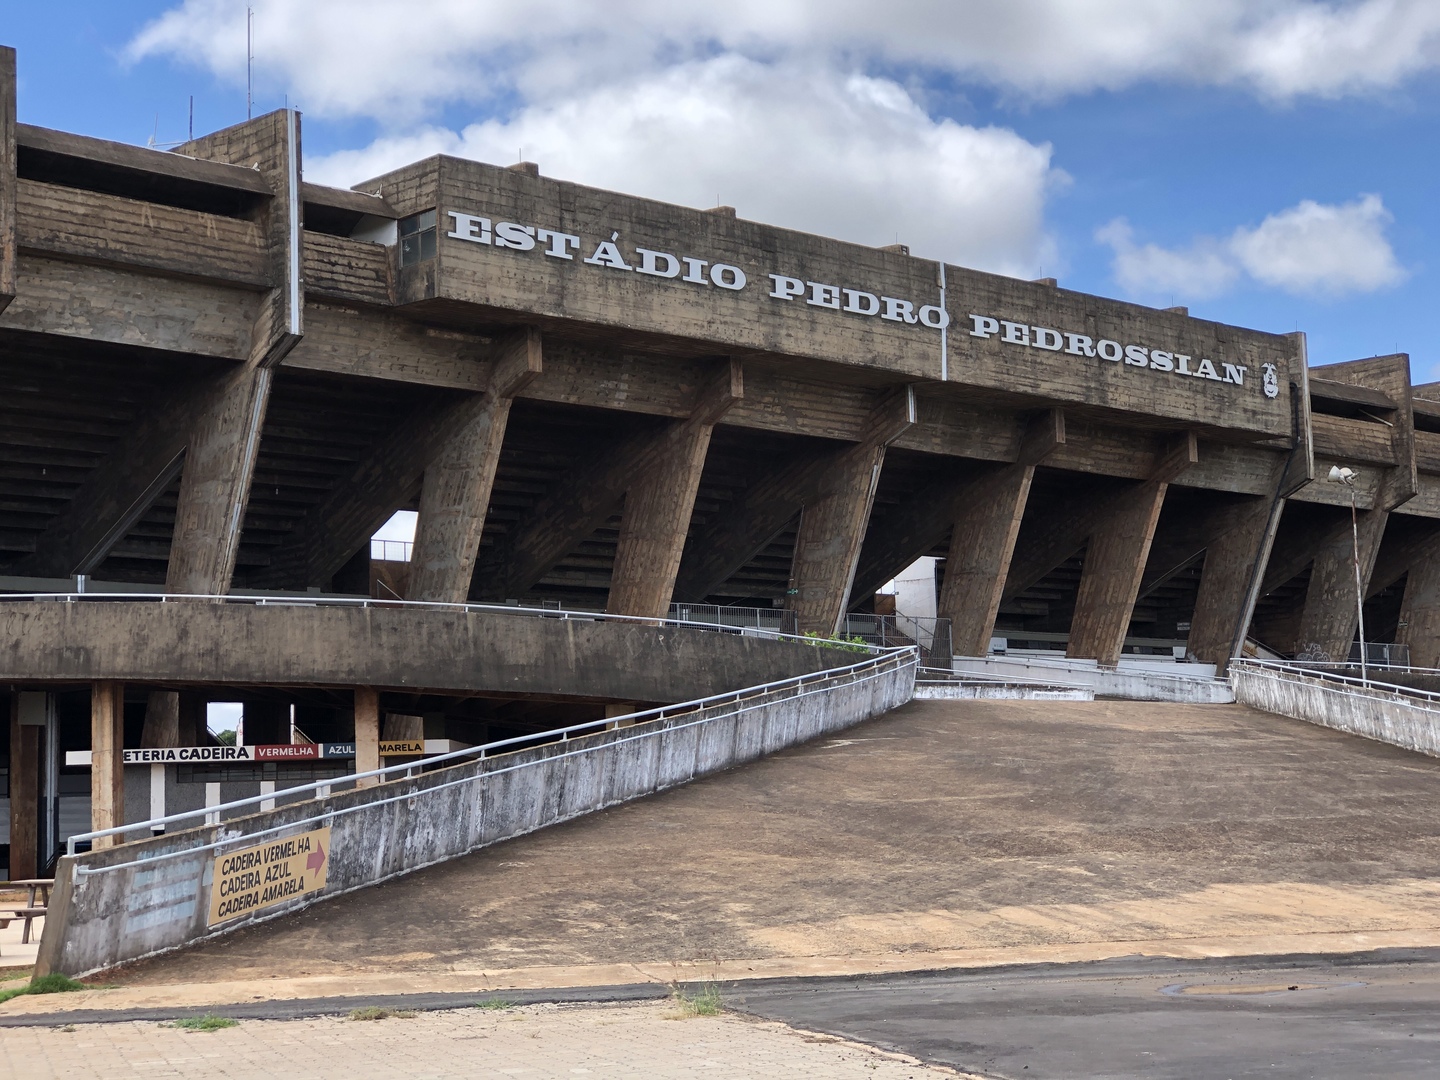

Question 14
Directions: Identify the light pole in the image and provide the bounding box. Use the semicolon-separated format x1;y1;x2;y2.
1327;465;1367;687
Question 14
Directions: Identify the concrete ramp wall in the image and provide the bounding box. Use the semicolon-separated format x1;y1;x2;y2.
1232;659;1440;758
37;651;916;978
952;654;1234;703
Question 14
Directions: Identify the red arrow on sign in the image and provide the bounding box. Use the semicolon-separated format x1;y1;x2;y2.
307;843;326;874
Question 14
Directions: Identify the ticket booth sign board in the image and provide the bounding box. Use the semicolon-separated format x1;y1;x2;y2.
208;826;331;926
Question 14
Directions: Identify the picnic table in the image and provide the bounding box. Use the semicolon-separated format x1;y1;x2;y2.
2;878;52;946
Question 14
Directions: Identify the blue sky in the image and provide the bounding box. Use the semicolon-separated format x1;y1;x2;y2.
6;2;1438;379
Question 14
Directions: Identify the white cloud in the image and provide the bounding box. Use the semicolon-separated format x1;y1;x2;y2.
312;58;1063;277
126;2;1436;281
1096;219;1240;299
1230;195;1406;294
130;1;1440;118
1098;195;1407;300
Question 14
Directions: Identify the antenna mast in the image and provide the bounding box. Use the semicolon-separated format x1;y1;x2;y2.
246;7;254;120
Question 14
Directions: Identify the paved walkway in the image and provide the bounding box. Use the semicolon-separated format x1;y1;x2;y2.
18;697;1440;1018
0;1001;967;1078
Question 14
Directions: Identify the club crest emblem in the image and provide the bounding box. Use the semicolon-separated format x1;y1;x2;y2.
1262;364;1279;399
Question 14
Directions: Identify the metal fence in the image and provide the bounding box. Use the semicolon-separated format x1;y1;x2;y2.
369;539;413;562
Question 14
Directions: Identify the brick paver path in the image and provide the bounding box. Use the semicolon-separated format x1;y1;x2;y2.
0;1001;964;1078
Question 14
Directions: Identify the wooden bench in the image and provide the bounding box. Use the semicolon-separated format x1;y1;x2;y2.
0;908;45;945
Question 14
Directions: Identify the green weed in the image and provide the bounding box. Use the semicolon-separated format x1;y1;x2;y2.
0;973;87;1005
671;981;723;1017
347;1006;416;1021
171;1014;238;1032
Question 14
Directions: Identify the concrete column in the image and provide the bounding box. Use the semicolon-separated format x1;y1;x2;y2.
939;464;1034;657
1398;545;1440;668
1067;481;1168;666
409;394;514;603
1295;509;1388;662
0;45;16;315
1186;496;1283;669
90;682;125;850
165;366;274;595
607;408;724;618
6;693;37;878
140;690;180;749
786;443;888;636
354;687;381;788
410;328;542;604
177;692;205;747
167;110;304;595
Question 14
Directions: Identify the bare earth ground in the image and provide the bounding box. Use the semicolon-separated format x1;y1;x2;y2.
17;697;1440;1014
0;1000;971;1079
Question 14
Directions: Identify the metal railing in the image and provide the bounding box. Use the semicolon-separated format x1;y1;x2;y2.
65;646;917;862
369;539;413;562
839;615;952;663
1231;656;1440;706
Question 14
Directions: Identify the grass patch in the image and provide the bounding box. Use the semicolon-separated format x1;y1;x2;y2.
347;1006;416;1022
670;981;723;1017
473;998;518;1011
171;1014;238;1032
0;973;88;1005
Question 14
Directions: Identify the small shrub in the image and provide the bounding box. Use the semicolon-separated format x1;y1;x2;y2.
671;981;723;1017
0;973;87;1005
171;1014;238;1032
474;998;517;1011
803;631;873;654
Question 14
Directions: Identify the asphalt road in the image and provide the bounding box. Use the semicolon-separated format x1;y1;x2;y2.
728;950;1440;1080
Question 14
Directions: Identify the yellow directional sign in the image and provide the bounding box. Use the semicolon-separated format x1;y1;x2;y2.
208;826;331;925
379;740;425;756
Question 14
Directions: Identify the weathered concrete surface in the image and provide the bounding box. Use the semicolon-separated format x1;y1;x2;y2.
0;600;858;698
1234;661;1440;758
954;654;1234;702
109;698;1440;995
40;654;914;977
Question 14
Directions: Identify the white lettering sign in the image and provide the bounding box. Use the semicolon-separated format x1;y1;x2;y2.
445;206;943;329
968;313;1261;393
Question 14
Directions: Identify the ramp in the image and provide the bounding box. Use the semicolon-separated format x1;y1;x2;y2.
38;650;916;978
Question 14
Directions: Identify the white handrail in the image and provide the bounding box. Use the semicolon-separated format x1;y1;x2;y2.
1231;657;1440;705
66;647;916;855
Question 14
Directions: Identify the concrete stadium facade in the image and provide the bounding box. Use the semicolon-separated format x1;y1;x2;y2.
2;45;1439;875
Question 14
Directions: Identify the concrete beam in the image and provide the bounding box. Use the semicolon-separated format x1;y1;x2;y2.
12;375;203;578
259;391;477;590
608;359;743;617
476;361;748;601
409;327;543;603
849;410;1065;611
1309;354;1417;513
0;601;863;704
0;46;15;315
90;681;124;850
786;387;916;635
